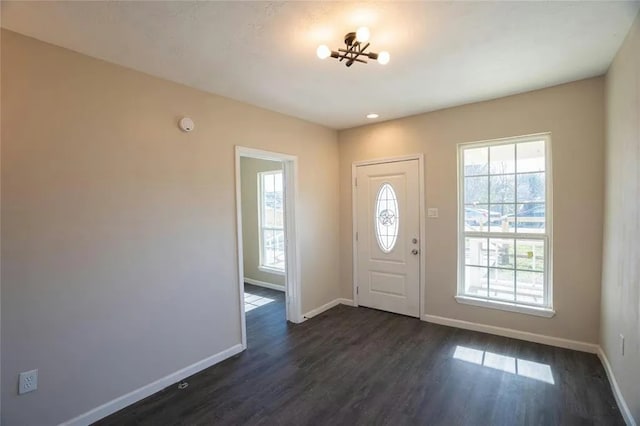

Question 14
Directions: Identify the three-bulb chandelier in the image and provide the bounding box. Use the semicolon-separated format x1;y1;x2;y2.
316;27;390;67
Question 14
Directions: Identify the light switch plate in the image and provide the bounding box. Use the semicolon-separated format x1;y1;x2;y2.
19;369;38;395
427;208;439;218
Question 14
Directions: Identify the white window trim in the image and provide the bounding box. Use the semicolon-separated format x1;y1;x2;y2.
455;295;555;318
258;265;286;275
258;170;285;274
456;133;554;315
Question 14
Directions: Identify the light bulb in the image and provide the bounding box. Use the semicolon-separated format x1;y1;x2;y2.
355;27;370;43
377;51;390;65
316;45;331;60
366;113;379;119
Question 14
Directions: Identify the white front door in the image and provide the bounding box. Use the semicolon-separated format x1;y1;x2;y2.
355;159;421;317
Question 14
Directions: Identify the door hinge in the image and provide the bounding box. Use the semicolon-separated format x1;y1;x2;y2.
355;231;358;241
356;286;359;295
355;177;358;187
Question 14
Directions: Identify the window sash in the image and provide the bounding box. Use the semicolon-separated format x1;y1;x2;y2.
462;235;549;308
258;171;285;272
458;134;552;309
260;228;285;271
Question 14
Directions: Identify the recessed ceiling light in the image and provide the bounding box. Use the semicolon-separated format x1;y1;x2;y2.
366;113;379;119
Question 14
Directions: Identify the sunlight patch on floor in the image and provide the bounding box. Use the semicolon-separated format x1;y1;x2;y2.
244;292;275;312
453;345;555;384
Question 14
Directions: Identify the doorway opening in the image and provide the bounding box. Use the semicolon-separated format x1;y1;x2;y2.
235;147;301;349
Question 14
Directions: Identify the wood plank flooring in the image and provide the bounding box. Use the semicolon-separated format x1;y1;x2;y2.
97;285;623;425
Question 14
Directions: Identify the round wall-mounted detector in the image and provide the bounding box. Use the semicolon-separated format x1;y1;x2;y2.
179;117;195;132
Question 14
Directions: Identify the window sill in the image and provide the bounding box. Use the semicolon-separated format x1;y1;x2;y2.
455;295;555;318
258;266;285;276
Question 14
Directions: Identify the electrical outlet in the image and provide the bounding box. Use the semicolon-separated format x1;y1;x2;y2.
427;208;439;218
620;334;625;356
19;369;38;395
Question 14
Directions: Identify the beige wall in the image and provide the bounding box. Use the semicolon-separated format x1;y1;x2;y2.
339;77;605;344
240;157;285;287
1;30;339;425
1;19;632;426
602;11;640;422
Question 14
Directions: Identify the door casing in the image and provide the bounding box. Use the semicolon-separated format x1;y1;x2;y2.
352;154;426;319
235;146;302;350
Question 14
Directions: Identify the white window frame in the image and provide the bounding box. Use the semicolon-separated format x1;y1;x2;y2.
258;170;285;275
456;133;554;318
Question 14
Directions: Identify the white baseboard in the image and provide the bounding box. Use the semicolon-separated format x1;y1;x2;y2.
597;347;636;426
303;299;341;320
61;344;244;426
302;298;355;320
244;277;285;292
422;314;599;353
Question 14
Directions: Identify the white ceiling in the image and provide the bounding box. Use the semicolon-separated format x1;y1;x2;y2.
2;1;639;129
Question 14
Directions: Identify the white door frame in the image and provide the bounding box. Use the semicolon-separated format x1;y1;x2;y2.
352;154;426;318
235;146;302;349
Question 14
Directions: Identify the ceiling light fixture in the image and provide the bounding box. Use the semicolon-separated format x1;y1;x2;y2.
316;27;390;67
366;113;379;119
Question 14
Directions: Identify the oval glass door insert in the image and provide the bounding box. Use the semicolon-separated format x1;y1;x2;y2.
375;183;399;253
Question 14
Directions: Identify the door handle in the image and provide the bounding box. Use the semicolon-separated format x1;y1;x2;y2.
411;249;419;255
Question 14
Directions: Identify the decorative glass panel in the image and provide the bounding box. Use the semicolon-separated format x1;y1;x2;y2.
375;183;399;253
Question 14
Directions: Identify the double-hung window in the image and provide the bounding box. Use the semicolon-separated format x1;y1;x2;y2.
258;170;285;273
457;134;553;317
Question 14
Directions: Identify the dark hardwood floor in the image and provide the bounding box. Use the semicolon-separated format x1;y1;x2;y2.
97;285;622;425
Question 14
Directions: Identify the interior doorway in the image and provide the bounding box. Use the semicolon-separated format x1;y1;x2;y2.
235;147;301;349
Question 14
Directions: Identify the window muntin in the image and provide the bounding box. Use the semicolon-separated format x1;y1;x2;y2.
459;135;551;309
258;170;285;273
375;183;399;253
